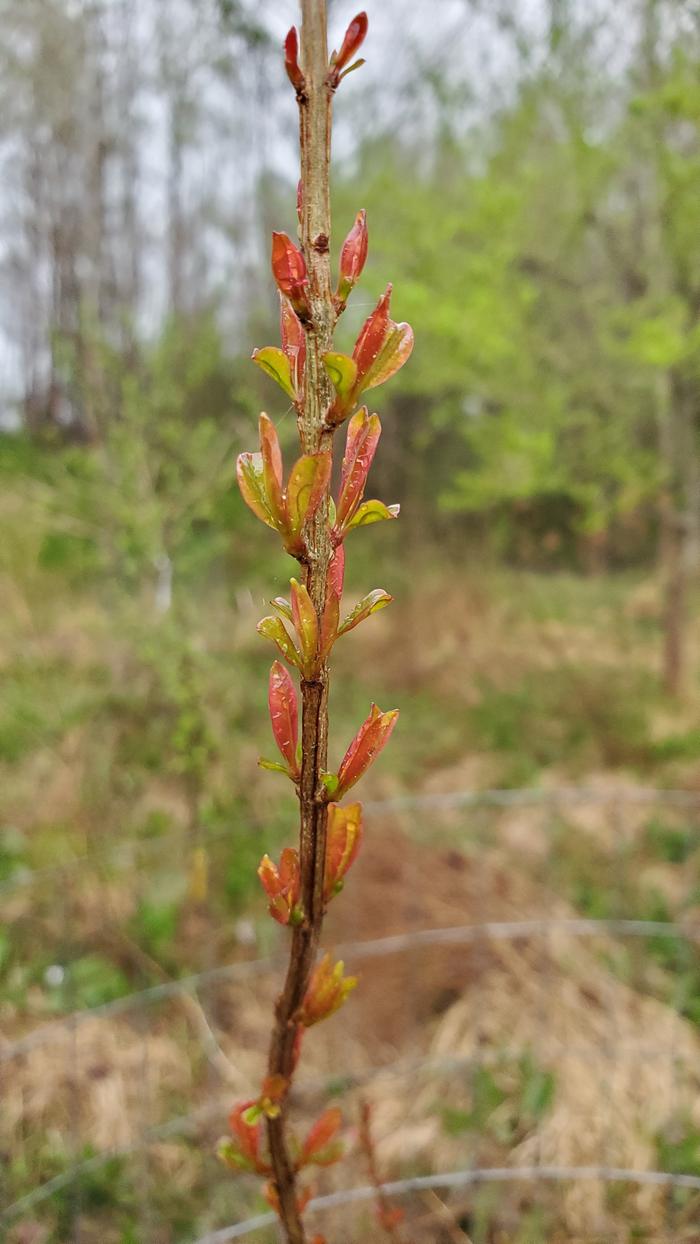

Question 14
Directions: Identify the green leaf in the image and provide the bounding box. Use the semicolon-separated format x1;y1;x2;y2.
323;352;358;399
343;499;400;532
258;756;292;775
252;347;296;400
236;453;278;529
285;452;332;540
271;595;293;622
290;578;319;673
337;589;392;636
257;615;302;668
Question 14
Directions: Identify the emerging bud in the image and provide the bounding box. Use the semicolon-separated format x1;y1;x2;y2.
336;209;368;306
336;704;399;796
258;848;302;926
259;1073;288;1118
271;231;310;320
284;27;305;95
329;12;368;87
301;954;357;1026
218;1101;270;1175
324;802;363;900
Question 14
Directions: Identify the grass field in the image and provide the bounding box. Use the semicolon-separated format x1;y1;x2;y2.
3;451;700;1242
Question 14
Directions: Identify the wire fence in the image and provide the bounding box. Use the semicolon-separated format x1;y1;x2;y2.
4;786;700;1241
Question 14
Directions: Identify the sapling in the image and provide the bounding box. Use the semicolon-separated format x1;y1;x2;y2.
219;7;413;1241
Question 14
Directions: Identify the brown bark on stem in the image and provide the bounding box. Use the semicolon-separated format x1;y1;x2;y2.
265;4;335;1241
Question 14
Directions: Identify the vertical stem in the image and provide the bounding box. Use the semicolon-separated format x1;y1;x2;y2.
265;4;335;1241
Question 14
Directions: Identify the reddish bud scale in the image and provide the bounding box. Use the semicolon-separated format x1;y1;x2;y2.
284;27;305;94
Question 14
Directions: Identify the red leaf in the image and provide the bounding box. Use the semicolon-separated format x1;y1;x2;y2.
336;407;381;528
271;232;309;318
257;848;301;925
351;283;413;395
319;581;340;659
337;704;399;795
329;544;345;597
352;284;392;383
259;413;285;520
268;660;299;776
228;1101;262;1168
280;294;306;398
302;1107;343;1162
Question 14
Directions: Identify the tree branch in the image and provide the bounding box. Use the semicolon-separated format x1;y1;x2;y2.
265;4;335;1240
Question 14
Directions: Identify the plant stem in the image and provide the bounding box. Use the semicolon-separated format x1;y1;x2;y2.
265;3;335;1240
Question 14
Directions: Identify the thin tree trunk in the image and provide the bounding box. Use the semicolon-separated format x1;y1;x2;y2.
264;5;335;1241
